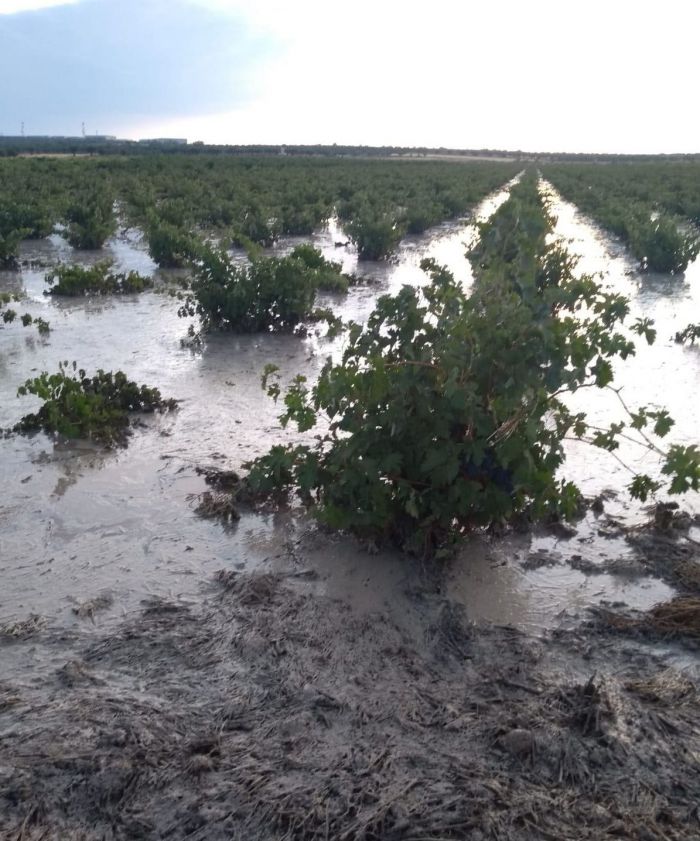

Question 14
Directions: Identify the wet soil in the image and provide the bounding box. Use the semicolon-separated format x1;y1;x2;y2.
2;544;699;841
2;181;700;839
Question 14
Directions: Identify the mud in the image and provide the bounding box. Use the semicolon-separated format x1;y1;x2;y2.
2;555;700;840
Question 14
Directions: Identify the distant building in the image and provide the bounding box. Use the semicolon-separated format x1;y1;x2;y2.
137;138;188;145
0;134;117;142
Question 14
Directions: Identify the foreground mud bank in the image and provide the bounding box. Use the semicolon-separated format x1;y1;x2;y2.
2;539;699;841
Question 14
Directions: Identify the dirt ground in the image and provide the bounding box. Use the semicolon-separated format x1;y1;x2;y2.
1;523;700;841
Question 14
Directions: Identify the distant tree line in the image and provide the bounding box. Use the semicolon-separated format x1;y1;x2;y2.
2;136;700;163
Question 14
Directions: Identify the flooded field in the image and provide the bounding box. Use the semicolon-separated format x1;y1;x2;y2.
1;178;698;642
450;182;700;630
2;174;700;841
2;187;508;630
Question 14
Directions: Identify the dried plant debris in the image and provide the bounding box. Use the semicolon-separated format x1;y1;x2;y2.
192;490;240;522
594;597;700;642
2;571;700;840
214;569;280;605
625;514;700;592
625;669;696;706
71;594;113;620
553;674;613;737
521;549;560;570
0;613;46;639
194;465;241;493
645;597;700;638
645;501;699;533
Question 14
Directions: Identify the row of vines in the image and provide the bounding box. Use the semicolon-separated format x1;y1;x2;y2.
543;162;700;274
0;155;520;267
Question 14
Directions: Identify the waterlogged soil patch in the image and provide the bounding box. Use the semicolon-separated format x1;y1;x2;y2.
2;571;700;840
522;504;700;597
625;514;700;593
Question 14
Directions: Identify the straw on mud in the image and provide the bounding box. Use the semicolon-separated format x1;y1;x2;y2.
192;490;240;522
597;597;700;640
646;597;700;637
625;669;696;706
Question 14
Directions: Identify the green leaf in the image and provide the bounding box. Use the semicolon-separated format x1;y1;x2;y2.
591;357;613;387
650;410;674;438
628;474;661;502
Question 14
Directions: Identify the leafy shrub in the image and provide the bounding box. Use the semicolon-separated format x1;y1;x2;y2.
0;203;31;265
345;210;405;260
156;197;191;227
404;204;442;234
45;260;153;296
65;190;117;249
14;204;54;239
14;362;177;446
1;194;53;268
146;219;200;268
0;202;53;240
243;175;698;556
287;244;352;292
627;213;700;274
279;200;331;235
0;227;28;267
179;244;351;332
230;232;264;260
235;204;280;246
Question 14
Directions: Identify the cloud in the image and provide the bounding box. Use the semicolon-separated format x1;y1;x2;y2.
1;0;698;151
0;0;79;14
0;0;276;135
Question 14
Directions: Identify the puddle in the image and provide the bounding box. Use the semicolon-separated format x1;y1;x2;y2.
445;523;675;634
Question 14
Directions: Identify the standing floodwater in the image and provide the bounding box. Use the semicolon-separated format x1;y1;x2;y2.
0;182;513;629
0;176;698;640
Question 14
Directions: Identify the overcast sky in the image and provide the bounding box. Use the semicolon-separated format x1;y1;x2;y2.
1;0;697;153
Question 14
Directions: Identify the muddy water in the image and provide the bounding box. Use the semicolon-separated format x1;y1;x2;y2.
0;185;511;636
0;179;696;645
